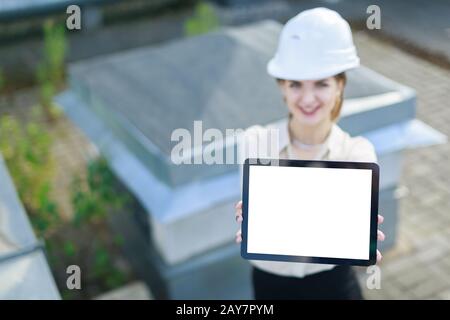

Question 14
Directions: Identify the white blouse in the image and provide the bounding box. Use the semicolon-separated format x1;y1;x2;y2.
238;118;377;278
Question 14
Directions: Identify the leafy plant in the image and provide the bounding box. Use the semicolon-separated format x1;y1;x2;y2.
67;159;131;295
71;158;130;227
63;240;77;258
93;243;127;290
113;235;125;247
0;109;59;238
36;65;58;121
36;20;67;121
42;20;67;89
184;1;220;37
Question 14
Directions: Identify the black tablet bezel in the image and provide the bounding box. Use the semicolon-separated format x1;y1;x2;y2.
241;158;379;266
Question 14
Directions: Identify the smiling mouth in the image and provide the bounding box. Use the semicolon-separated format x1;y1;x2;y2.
298;106;321;116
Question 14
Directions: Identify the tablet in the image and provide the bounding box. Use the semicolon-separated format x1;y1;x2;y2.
241;158;379;266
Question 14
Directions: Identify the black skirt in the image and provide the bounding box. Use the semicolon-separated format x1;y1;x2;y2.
252;265;364;300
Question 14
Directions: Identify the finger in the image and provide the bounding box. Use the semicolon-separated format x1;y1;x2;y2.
376;250;383;263
236;230;242;243
378;215;384;225
235;201;242;210
235;208;243;222
377;230;385;241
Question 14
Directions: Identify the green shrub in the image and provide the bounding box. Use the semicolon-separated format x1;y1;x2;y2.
184;1;219;36
36;20;67;121
71;158;130;227
93;243;127;289
64;158;132;296
42;20;67;88
0;109;59;237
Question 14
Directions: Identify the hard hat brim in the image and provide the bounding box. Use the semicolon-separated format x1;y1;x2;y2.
267;58;360;81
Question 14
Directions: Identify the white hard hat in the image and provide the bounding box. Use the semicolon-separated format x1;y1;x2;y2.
267;7;360;80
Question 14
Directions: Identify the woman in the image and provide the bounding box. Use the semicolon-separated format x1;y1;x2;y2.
234;8;385;300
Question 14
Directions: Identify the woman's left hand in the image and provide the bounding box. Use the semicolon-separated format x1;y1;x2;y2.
377;214;385;263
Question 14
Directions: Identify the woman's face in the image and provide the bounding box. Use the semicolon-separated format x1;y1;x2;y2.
279;77;342;126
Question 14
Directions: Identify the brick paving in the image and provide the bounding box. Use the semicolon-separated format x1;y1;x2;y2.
353;31;450;300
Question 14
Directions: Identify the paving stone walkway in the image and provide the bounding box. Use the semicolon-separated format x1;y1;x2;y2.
353;31;450;300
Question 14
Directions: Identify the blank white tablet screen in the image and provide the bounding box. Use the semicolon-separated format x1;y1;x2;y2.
247;165;373;260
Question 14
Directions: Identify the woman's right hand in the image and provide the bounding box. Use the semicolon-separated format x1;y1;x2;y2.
235;200;243;243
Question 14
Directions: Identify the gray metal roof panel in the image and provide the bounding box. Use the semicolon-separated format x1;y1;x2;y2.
69;25;285;156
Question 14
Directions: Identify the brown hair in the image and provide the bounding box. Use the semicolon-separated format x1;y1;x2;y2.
277;72;347;122
331;72;346;121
